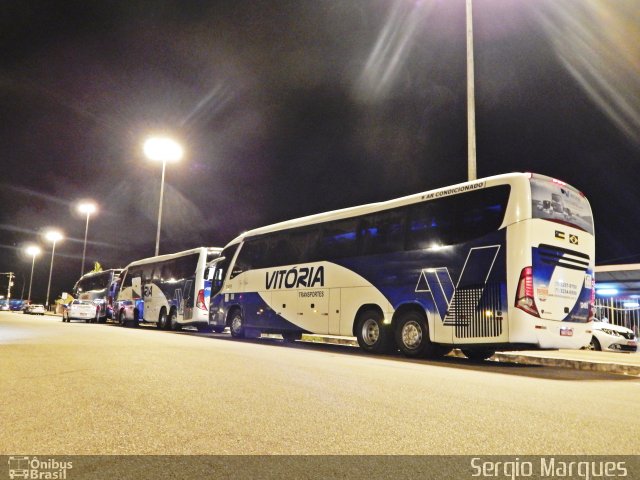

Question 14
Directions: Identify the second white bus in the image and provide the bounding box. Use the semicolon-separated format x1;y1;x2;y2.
115;247;222;331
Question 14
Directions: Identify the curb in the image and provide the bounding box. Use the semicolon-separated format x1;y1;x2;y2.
301;334;640;377
491;352;640;377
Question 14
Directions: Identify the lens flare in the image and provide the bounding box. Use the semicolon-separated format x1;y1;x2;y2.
534;0;640;144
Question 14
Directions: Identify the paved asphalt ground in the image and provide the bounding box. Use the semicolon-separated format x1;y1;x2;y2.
1;312;639;455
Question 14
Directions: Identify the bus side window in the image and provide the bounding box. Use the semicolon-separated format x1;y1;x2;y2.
318;219;358;260
285;228;321;264
361;210;406;255
406;203;439;250
231;240;263;278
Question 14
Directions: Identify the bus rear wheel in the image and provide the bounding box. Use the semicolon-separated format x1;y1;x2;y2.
394;311;442;358
169;309;181;331
356;309;394;354
282;331;302;343
229;310;245;339
157;308;169;330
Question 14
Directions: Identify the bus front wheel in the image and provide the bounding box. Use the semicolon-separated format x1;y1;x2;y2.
229;310;245;339
356;309;394;354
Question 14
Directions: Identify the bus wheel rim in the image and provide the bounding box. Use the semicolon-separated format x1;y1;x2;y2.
402;321;422;349
362;318;380;346
232;316;242;332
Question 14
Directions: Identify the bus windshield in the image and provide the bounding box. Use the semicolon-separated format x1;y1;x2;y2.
530;177;593;234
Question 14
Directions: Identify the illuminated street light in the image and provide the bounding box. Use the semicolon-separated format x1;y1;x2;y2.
144;136;183;256
44;230;64;309
25;245;41;304
78;201;97;277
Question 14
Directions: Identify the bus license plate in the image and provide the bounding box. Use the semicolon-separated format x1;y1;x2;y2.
560;328;573;337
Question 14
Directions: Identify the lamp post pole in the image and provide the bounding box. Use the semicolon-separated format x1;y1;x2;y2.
466;0;477;181
78;202;97;277
82;211;90;275
44;231;63;310
26;246;41;304
155;160;167;257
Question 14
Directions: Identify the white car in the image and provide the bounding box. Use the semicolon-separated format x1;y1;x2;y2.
586;318;638;353
24;304;46;315
63;300;98;323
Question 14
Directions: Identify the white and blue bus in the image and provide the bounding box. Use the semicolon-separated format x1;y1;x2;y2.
73;269;123;322
208;173;595;359
115;247;222;331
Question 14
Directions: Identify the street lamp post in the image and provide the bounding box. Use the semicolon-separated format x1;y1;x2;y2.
466;0;477;181
144;137;183;256
44;230;64;309
25;245;41;304
78;202;97;277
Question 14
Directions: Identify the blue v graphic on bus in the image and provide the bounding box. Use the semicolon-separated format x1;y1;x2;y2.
415;246;501;323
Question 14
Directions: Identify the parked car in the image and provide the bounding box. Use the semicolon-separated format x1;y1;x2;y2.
585;318;638;353
24;304;45;315
10;300;27;311
63;300;99;323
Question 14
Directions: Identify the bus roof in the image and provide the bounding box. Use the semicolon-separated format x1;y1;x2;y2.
226;172;539;246
77;268;123;279
124;247;223;269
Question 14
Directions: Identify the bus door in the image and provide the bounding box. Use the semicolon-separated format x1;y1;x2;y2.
131;275;145;319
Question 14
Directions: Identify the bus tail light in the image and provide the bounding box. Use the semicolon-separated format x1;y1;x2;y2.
196;289;207;311
515;266;540;317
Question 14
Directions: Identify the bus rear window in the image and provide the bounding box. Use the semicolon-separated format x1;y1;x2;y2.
530;178;593;234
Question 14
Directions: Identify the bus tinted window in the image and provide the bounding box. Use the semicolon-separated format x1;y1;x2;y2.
278;228;321;265
407;186;510;250
76;271;113;293
361;209;406;255
318;219;358;259
530;178;593;234
159;254;198;281
232;239;266;276
218;245;240;286
124;266;143;287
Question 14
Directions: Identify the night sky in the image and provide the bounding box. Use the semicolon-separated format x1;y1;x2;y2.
1;0;639;303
